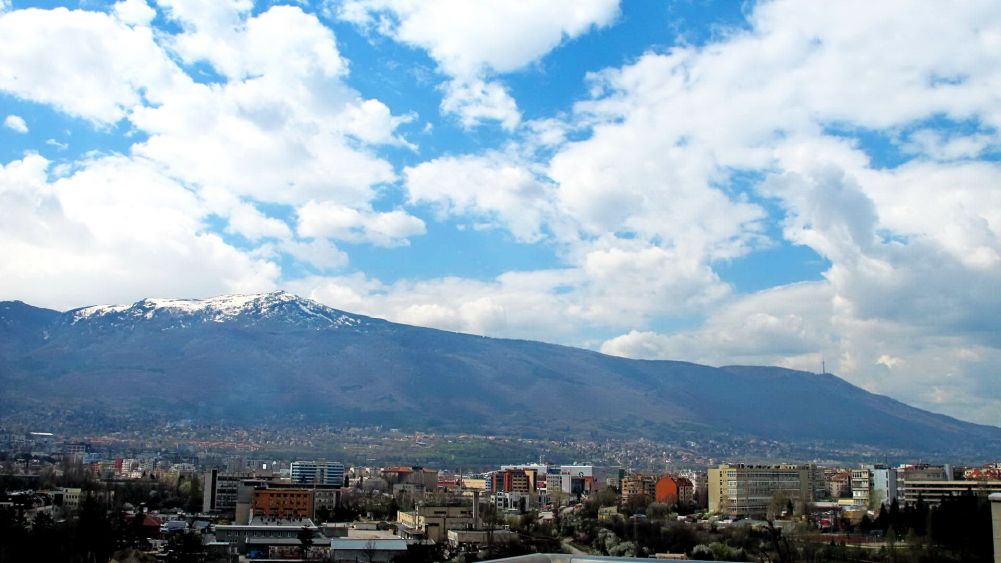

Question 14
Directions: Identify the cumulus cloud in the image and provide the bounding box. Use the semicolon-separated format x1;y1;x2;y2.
113;0;156;26
3;114;27;133
0;7;185;124
0;2;417;306
404;152;556;242
337;0;619;128
297;200;426;247
0;154;279;310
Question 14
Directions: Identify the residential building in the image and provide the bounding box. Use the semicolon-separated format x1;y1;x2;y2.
383;466;439;490
621;475;655;506
655;475;679;505
850;469;870;504
676;476;695;505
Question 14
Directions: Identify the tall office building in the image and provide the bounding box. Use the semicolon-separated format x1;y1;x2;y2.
290;460;345;486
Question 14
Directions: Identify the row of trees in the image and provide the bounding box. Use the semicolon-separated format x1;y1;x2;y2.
555;486;996;562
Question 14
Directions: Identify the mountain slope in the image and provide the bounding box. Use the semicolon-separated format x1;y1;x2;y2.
1;292;998;457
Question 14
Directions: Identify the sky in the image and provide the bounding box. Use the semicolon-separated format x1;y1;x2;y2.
1;0;1000;426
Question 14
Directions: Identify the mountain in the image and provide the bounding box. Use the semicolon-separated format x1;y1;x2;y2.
2;291;999;458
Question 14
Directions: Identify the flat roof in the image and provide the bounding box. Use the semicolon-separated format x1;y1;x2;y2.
331;539;408;551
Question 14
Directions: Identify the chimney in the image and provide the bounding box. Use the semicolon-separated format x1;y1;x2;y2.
473;490;480;530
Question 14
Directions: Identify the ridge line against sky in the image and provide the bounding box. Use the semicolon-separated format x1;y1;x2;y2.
1;0;1000;425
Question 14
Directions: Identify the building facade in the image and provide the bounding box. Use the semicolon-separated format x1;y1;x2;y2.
251;488;314;520
708;463;818;518
291;460;345;486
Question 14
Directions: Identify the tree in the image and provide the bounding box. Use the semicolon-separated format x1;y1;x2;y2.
297;526;314;560
767;490;790;521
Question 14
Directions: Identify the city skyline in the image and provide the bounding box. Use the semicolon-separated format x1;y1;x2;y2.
1;0;1000;425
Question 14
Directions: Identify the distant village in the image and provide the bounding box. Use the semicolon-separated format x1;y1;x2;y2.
2;428;1000;562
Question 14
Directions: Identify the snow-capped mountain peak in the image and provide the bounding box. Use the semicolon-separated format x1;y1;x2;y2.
69;291;366;329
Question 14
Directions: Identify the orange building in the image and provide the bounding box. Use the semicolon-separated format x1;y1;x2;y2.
655;475;679;505
251;488;314;520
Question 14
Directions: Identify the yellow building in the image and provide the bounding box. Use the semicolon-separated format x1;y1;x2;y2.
708;463;818;518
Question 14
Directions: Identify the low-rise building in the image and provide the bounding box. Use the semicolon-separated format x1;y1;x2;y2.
330;538;408;563
899;480;1001;506
446;529;518;550
396;503;479;542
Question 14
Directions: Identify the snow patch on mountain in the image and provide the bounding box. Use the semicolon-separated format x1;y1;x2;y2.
69;291;364;329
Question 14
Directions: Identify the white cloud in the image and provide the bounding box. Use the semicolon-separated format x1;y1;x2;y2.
280;238;349;272
3;114;27;133
0;154;279;310
438;78;520;131
0;7;185;124
113;0;156;26
297;200;426;247
404;152;555;242
0;2;422;308
224;202;293;241
337;0;619;128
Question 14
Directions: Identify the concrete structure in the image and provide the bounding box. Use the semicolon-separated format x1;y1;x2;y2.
396;503;479;542
290;460;345;486
251;488;314;520
675;477;694;505
621;475;655;506
708;463;818;518
330;538;408;563
60;487;81;512
990;493;1001;563
203;470;246;517
234;479;341;524
870;466;898;507
679;470;708;508
447;528;518;549
383;466;439;490
897;464;948;505
215;517;322;557
900;480;1001;506
850;469;870;504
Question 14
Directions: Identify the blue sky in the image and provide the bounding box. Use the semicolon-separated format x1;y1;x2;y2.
2;0;1001;425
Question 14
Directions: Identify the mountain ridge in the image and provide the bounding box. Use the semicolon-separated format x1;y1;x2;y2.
1;292;998;459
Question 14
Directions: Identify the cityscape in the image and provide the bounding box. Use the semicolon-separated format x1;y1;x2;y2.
1;423;1000;561
3;0;1001;562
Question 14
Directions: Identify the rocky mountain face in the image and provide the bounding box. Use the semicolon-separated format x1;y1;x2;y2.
2;292;999;458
